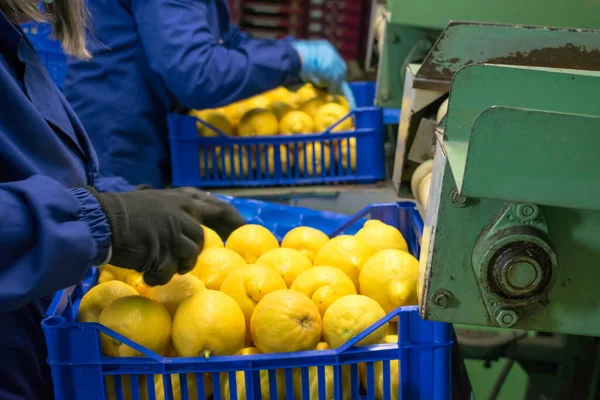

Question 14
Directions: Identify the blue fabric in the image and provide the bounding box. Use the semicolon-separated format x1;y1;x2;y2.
65;0;302;188
0;11;113;398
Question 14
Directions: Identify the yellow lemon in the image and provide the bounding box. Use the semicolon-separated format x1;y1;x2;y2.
314;103;354;132
279;111;314;135
226;224;279;263
290;266;357;318
245;95;271;110
269;100;294;120
331;95;351;111
359;249;419;313
256;248;313;287
257;145;290;175
220;264;287;338
237;109;279;137
223;102;249;127
301;97;327;119
359;335;399;400
298;142;331;176
98;264;132;282
173;290;246;358
333;138;357;172
220;347;286;400
192;109;234;137
202;224;224;251
264;86;291;102
145;273;206;317
105;373;212;400
98;269;116;284
126;271;150;296
281;226;329;263
354;220;408;254
292;365;351;400
199;147;219;178
251;289;322;353
219;146;253;178
314;235;374;289
78;281;139;323
296;83;320;103
191;248;246;290
99;295;171;357
323;295;387;348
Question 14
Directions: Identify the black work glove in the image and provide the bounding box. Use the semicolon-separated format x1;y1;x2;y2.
87;187;245;286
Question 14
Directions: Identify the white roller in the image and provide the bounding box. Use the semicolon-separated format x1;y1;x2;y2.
411;159;434;203
436;98;449;124
418;173;432;211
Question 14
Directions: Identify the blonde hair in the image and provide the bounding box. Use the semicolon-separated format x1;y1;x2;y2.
1;0;90;59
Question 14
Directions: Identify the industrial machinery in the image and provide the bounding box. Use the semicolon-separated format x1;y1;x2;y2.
376;0;600;109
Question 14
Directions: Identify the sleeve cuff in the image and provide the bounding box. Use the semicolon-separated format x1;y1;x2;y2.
70;188;113;266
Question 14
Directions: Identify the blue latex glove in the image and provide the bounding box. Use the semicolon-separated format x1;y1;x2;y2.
341;81;357;110
292;40;347;92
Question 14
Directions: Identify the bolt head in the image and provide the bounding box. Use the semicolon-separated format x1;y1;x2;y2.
495;307;518;328
433;290;452;309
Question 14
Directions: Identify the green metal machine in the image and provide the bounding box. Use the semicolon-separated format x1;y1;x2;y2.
377;0;600;108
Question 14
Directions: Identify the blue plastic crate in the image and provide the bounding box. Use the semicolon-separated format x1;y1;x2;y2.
168;82;386;188
21;22;67;89
43;202;451;400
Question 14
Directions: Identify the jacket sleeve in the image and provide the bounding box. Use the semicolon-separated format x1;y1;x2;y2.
0;175;111;312
94;176;137;193
131;0;302;109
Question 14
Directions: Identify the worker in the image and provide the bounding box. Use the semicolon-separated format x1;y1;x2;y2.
0;2;245;398
65;0;355;188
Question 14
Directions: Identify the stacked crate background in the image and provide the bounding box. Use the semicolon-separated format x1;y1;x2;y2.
229;0;373;65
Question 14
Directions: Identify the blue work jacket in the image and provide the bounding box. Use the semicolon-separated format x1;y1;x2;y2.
0;11;129;399
65;0;302;188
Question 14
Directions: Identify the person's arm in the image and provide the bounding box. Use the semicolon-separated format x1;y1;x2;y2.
94;176;137;193
131;0;302;109
0;175;111;312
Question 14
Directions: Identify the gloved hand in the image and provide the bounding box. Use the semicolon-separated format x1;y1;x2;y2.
292;40;347;92
340;81;357;110
88;187;245;286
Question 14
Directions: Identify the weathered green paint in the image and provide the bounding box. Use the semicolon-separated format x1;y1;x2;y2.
444;65;600;210
387;0;600;31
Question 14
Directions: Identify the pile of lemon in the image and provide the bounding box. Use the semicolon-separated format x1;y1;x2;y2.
191;83;358;178
82;220;418;400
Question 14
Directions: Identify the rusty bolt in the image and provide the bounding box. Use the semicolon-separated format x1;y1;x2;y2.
449;189;467;207
495;307;518;328
380;89;390;101
433;290;452;309
515;204;539;222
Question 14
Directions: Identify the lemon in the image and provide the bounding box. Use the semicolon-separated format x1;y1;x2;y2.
359;335;399;400
98;269;116;284
245;95;271;110
292;364;351;400
223;102;249;127
359;249;419;312
226;224;280;263
220;264;287;338
145;273;206;317
314;103;354;132
301;97;327;119
237;109;279;137
220;347;286;400
281;226;329;263
126;271;150;295
105;373;211;400
355;220;408;254
279;111;314;135
323;295;387;348
219;146;252;178
192;109;234;137
333;138;357;171
290;266;357;318
269;100;294;120
314;235;374;289
99;295;172;357
264;87;292;102
251;289;322;353
201;224;224;251
99;264;132;282
296;83;320;103
257;145;290;175
256;248;313;287
331;95;351;111
199;148;218;177
78;281;139;323
191;248;246;290
298;142;331;176
173;290;246;358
